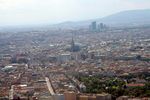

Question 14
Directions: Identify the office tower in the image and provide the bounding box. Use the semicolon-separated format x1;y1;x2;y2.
89;21;97;32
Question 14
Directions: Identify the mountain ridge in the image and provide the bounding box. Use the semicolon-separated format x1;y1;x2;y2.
55;9;150;28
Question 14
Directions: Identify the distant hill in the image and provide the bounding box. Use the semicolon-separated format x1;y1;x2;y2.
55;9;150;28
99;9;150;26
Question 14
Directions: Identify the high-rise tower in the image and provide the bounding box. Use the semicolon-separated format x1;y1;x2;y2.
89;21;97;32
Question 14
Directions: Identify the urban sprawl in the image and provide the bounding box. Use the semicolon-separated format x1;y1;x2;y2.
0;22;150;100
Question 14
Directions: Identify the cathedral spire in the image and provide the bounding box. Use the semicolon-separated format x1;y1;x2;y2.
71;34;75;52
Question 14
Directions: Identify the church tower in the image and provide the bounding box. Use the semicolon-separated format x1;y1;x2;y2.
71;35;75;52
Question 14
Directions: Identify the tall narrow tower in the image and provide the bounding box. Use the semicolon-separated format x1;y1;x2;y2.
71;34;75;52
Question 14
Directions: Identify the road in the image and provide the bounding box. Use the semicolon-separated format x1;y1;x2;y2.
45;77;55;95
39;66;55;95
9;85;14;100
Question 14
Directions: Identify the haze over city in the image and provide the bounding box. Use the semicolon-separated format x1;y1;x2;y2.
0;0;150;26
0;0;150;100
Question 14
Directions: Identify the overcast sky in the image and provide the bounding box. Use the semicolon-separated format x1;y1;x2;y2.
0;0;150;26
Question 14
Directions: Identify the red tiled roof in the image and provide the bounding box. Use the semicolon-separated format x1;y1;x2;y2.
127;83;145;87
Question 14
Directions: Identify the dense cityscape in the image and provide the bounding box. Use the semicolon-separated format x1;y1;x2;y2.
0;21;150;100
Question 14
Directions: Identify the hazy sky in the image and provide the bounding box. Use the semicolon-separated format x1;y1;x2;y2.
0;0;150;26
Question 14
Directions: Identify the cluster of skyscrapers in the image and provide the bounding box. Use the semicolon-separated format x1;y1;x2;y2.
89;21;107;32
